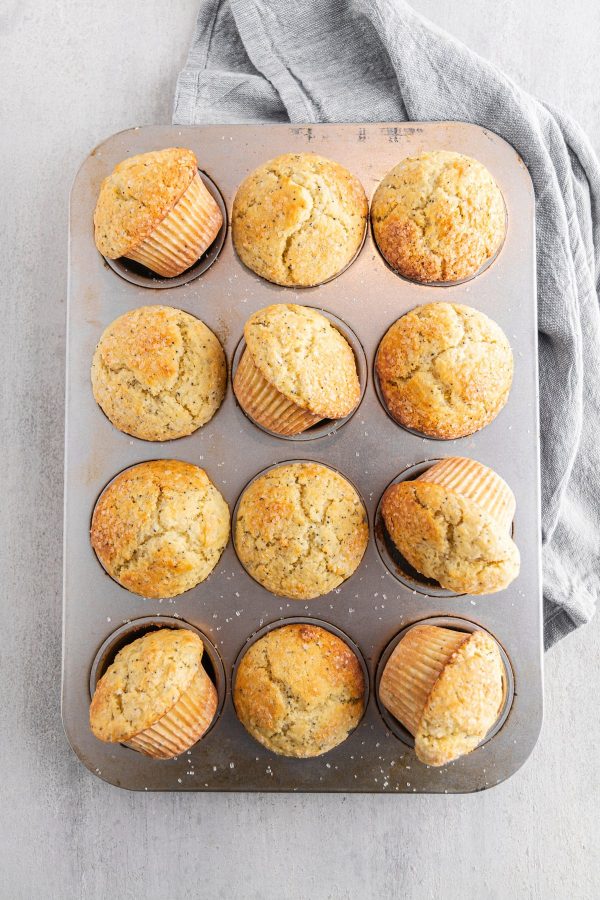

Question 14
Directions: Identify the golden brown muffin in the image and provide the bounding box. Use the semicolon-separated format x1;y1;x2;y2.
233;624;365;757
376;303;513;438
232;153;368;286
378;625;505;766
371;151;506;283
90;628;217;758
91;459;230;598
235;462;368;600
233;304;361;435
381;462;519;594
91;306;226;441
93;148;223;277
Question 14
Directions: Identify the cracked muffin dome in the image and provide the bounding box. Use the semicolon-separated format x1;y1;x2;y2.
376;302;513;439
233;304;361;436
91;459;230;598
233;624;365;757
371;150;506;283
93;148;223;277
91;305;226;441
381;457;519;595
378;625;505;766
232;152;368;286
90;627;217;758
234;462;368;600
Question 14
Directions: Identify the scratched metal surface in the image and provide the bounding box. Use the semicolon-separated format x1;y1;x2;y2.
62;122;542;793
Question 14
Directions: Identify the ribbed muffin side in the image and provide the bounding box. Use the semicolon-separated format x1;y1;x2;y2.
378;625;505;766
380;478;520;594
94;148;199;259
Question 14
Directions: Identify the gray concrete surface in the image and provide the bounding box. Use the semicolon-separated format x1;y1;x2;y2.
1;2;599;898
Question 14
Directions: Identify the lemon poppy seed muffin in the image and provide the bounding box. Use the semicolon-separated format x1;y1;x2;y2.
381;457;519;595
379;625;506;766
91;306;226;441
234;624;365;757
91;459;230;598
90;628;217;758
371;151;506;283
94;148;223;277
232;153;368;286
234;304;361;435
376;303;513;438
235;462;368;600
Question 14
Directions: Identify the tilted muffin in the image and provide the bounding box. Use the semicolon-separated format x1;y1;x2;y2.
371;151;506;283
232;152;368;286
234;304;361;436
379;625;506;766
235;462;368;600
92;306;226;441
94;148;223;277
91;459;230;598
376;303;513;438
381;457;519;594
90;628;217;759
234;624;365;757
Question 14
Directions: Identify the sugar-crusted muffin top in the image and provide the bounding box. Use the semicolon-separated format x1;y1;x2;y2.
91;305;226;441
90;628;205;743
232;152;368;286
91;459;230;599
94;148;198;259
243;304;360;418
381;480;519;595
234;462;369;600
415;629;505;766
371;150;506;283
376;302;513;438
233;624;365;757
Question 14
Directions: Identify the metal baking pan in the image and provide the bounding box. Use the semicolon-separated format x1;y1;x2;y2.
63;122;542;793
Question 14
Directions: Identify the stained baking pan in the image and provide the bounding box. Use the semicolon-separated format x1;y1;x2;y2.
62;122;542;792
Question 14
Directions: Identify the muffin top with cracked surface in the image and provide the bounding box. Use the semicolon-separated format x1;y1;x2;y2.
243;304;360;419
371;150;506;283
91;459;230;598
234;462;368;600
233;624;365;757
232;152;368;286
381;480;519;595
376;302;513;438
415;629;505;766
94;148;199;259
91;305;226;441
90;628;205;743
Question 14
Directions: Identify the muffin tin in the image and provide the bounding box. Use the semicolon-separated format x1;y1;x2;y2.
63;122;543;792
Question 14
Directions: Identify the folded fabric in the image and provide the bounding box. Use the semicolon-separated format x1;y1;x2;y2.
174;0;600;647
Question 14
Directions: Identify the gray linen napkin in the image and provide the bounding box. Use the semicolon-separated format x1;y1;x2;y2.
174;0;600;647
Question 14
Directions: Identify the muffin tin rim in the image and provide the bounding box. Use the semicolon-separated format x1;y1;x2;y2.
64;120;542;794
